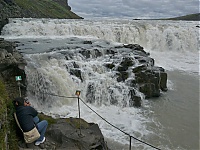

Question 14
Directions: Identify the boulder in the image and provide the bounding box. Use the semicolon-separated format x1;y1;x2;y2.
134;66;168;98
17;117;109;150
128;89;141;107
0;18;9;34
123;44;150;56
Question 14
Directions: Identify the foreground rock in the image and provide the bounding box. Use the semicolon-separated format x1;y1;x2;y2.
17;116;109;150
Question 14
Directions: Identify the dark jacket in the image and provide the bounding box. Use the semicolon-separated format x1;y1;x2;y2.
16;106;38;132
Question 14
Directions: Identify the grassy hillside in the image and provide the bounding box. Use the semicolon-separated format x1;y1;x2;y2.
165;13;200;21
0;0;82;19
14;0;81;19
134;13;200;21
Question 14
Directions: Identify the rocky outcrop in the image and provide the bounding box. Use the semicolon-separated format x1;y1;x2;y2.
0;38;27;98
0;38;26;71
70;42;168;107
115;44;167;105
17;117;109;150
0;38;26;85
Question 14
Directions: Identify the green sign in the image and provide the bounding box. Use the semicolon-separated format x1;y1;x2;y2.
15;76;22;81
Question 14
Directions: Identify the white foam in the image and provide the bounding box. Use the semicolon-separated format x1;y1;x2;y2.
30;99;150;146
1;18;199;53
149;51;199;75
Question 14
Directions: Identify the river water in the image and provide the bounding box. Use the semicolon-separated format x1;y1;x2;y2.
1;18;199;150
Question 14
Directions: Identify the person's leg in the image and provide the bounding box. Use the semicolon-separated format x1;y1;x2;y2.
35;120;48;142
33;116;40;124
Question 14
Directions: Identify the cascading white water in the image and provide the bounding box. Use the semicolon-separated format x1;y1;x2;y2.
2;18;199;52
21;38;145;111
1;18;199;150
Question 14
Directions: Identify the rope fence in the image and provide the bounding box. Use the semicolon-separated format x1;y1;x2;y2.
26;90;161;150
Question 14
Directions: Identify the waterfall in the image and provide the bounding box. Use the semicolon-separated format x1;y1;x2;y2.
1;18;199;149
21;38;146;111
1;18;199;52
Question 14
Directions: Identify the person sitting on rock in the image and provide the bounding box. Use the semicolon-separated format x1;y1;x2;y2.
13;97;48;146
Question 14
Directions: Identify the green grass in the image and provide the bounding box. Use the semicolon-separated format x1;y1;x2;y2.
65;118;90;129
0;80;8;150
38;114;56;125
0;80;19;150
163;13;200;21
14;0;82;18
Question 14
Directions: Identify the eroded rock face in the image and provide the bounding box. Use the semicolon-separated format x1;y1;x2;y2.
0;39;26;71
0;38;27;95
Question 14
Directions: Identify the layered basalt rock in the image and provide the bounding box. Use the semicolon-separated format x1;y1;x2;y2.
70;42;168;107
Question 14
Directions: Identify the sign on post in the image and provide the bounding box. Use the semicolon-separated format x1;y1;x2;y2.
15;76;22;81
15;76;22;97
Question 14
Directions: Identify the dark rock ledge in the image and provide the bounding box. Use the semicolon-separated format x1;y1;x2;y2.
17;115;108;150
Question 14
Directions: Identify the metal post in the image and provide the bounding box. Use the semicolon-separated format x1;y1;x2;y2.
77;96;81;135
16;76;22;97
129;136;132;150
75;90;82;136
17;81;21;97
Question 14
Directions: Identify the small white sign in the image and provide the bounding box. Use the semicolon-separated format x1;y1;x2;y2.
15;76;22;81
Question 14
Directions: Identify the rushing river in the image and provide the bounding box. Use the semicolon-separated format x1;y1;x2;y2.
1;18;199;150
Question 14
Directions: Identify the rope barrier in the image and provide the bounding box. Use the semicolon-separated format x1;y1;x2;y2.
30;90;161;150
79;98;161;150
31;90;77;99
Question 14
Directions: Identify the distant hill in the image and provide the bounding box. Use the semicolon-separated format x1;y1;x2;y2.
0;0;82;19
165;13;200;21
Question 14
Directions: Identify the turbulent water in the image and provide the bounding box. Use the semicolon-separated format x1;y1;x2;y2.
1;18;199;150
